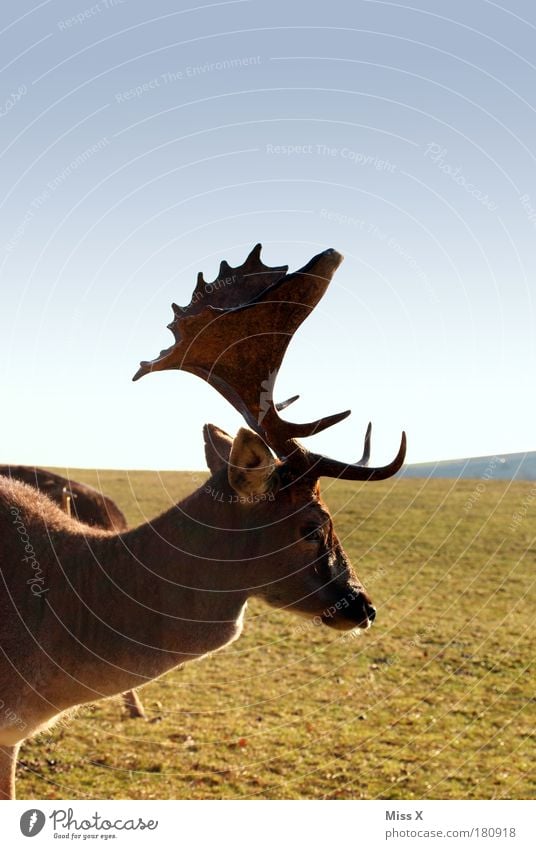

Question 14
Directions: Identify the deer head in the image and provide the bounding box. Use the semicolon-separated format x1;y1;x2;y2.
134;245;406;630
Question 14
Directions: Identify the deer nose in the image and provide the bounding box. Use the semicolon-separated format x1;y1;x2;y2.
364;601;376;623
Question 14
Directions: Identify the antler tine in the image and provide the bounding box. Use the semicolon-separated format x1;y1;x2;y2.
358;421;372;466
275;395;300;412
258;403;351;459
304;430;406;482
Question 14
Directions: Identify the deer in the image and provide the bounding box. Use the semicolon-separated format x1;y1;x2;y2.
0;465;146;721
0;466;128;534
0;245;406;799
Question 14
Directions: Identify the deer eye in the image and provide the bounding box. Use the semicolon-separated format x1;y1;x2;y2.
302;526;325;544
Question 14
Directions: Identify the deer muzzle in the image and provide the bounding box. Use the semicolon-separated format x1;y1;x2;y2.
320;588;376;631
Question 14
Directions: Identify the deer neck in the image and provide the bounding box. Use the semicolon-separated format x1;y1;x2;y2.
123;471;254;587
96;474;253;666
33;473;256;711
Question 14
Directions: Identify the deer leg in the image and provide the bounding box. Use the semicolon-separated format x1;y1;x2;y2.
122;690;146;720
0;743;20;800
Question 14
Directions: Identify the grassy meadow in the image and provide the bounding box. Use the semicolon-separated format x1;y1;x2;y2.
16;469;535;800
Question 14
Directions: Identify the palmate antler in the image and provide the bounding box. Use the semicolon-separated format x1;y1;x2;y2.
134;245;406;480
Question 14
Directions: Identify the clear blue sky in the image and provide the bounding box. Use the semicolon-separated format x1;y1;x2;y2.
1;0;535;470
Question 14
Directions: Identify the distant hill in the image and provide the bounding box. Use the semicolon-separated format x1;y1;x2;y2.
402;451;536;481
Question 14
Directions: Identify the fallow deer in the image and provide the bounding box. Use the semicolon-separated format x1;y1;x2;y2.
0;246;405;799
0;465;145;720
0;466;127;533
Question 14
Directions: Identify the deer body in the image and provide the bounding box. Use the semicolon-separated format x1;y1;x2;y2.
0;475;246;742
0;465;128;532
0;465;145;720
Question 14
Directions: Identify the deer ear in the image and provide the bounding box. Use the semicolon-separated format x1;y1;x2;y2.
228;428;276;497
204;423;233;474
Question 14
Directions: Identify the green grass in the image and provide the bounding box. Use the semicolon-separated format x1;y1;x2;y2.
17;471;535;800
